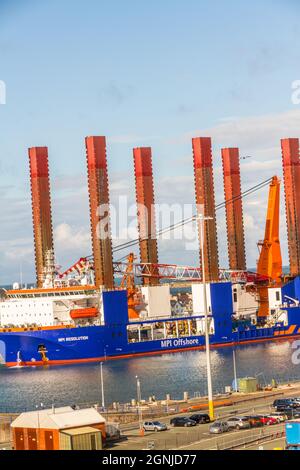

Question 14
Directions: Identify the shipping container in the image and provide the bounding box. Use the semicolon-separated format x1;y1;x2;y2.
59;427;102;450
141;285;171;318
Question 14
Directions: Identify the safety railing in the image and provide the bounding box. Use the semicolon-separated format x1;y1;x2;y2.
207;426;285;450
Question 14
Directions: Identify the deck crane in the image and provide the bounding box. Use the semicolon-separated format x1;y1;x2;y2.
256;176;282;318
119;253;142;319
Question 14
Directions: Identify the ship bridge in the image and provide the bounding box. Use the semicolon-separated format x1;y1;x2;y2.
3;285;99;300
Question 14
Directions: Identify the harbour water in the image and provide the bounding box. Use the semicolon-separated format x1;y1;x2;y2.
1;339;300;413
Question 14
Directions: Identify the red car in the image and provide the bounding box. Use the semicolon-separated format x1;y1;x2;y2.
257;415;277;425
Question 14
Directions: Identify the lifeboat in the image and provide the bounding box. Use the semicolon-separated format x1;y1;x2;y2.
70;307;98;319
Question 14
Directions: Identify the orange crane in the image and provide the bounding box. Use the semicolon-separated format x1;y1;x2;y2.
256;176;282;317
120;253;141;319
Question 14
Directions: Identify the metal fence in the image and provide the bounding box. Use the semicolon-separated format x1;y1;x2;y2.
207;425;286;450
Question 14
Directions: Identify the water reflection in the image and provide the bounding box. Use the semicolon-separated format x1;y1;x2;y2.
0;339;300;412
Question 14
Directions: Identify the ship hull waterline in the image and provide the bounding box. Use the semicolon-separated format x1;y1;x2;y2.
1;323;299;368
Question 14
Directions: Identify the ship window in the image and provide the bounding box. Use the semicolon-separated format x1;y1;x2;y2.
127;328;139;342
276;291;280;301
233;292;237;303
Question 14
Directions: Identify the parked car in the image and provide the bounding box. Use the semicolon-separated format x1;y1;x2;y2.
170;417;197;427
273;398;299;410
271;412;288;422
267;413;285;424
209;421;230;434
189;413;210;424
106;423;121;441
143;421;167;432
243;416;264;428
257;415;278;425
226;416;251;430
280;408;300;419
291;397;300;404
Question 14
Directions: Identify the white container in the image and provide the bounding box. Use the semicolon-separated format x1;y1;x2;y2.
191;283;212;315
141;285;171;318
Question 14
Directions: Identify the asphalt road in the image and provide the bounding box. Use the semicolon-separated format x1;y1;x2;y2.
242;437;285;451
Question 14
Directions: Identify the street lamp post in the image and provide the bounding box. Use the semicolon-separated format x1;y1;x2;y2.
136;376;143;434
35;403;44;450
100;362;105;410
198;213;214;421
233;348;238;392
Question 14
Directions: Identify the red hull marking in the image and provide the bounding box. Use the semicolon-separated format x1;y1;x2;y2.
5;332;300;367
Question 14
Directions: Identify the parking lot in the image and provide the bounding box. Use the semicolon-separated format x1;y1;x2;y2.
107;390;300;450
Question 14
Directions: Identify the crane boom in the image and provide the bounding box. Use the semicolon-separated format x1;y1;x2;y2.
256;176;282;317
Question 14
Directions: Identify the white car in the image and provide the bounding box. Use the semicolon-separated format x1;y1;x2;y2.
143;421;167;432
268;412;287;423
226;416;251;430
209;421;230;434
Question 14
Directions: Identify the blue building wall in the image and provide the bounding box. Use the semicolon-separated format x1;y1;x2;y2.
103;290;128;324
284;306;300;325
210;282;233;341
281;277;300;325
282;276;300;303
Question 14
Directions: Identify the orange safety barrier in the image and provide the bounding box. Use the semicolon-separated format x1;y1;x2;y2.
181;399;233;413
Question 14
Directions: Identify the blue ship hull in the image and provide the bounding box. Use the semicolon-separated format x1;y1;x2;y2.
1;284;300;367
1;321;300;367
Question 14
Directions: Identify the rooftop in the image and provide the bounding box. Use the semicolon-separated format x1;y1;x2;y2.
60;426;102;436
11;406;105;430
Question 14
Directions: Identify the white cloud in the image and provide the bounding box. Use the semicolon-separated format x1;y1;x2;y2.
179;109;300;150
244;214;256;230
241;159;280;172
2;238;33;261
54;223;90;252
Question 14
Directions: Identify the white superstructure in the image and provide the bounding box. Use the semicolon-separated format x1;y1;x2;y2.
231;283;258;318
0;286;102;328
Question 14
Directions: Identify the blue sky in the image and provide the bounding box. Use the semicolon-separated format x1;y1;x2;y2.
0;0;300;283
